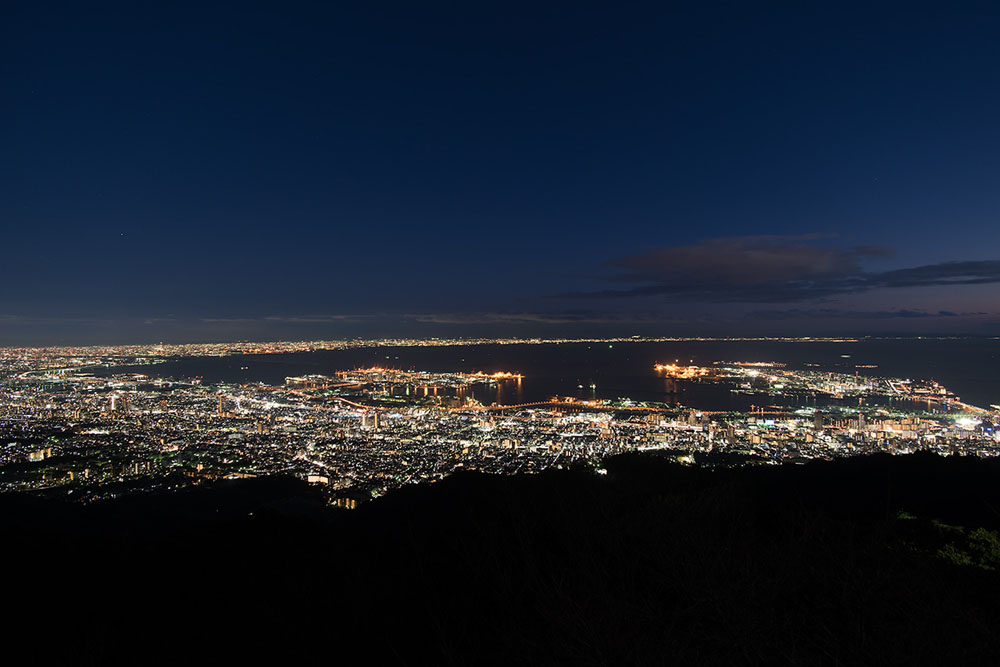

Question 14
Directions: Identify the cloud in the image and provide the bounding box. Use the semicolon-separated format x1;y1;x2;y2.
606;235;887;285
262;315;369;323
565;235;1000;303
406;311;684;325
747;308;980;320
200;314;370;324
873;261;1000;289
0;314;123;326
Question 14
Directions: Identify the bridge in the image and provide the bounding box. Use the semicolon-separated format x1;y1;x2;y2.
471;400;674;413
287;381;363;391
471;401;796;417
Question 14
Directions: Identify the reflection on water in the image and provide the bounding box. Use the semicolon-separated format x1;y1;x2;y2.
100;340;1000;412
455;377;525;406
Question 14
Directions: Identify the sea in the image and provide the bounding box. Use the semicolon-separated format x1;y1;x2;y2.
103;338;1000;413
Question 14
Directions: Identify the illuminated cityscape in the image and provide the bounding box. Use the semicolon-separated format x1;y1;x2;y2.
7;2;1000;662
3;338;996;507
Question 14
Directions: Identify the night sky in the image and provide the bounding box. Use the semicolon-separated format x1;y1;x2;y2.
4;1;1000;344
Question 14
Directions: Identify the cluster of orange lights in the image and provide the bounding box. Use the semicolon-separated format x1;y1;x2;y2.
459;371;523;380
653;363;710;379
344;367;522;380
559;397;600;405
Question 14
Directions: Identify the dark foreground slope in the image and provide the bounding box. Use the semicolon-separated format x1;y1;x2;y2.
5;453;1000;665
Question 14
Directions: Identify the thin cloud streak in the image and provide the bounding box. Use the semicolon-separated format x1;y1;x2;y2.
747;308;991;320
563;236;1000;303
405;311;686;326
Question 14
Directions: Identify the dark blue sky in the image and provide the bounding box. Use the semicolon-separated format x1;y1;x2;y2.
4;1;1000;344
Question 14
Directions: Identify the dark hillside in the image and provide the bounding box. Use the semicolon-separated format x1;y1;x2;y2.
5;453;1000;665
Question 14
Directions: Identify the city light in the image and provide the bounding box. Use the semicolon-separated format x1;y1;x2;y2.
0;337;995;507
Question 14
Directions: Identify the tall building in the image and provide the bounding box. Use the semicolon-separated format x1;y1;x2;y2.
814;412;824;431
